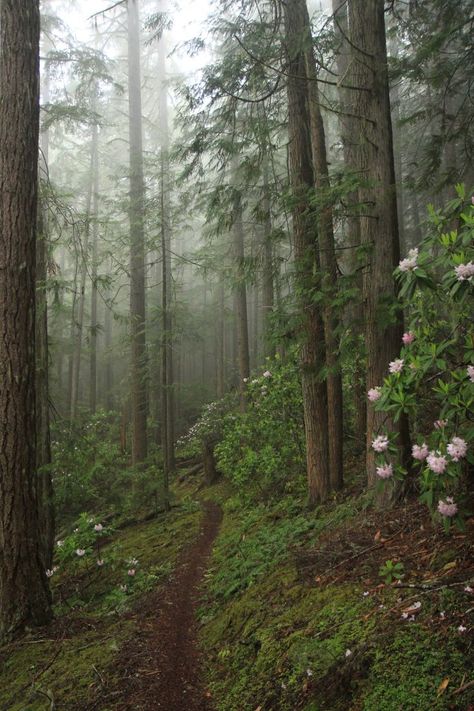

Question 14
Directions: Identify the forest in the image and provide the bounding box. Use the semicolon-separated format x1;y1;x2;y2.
0;0;473;709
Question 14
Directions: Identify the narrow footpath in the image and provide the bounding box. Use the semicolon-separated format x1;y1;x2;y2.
107;501;222;711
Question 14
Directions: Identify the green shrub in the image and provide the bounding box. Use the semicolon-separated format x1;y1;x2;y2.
214;353;305;500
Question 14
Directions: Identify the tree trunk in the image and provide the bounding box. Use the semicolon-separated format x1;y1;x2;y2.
232;187;251;410
216;280;225;398
67;252;79;416
203;436;220;486
262;161;275;359
104;295;113;410
303;0;344;490
128;0;148;463
37;47;54;570
348;0;410;493
70;134;96;422
0;0;52;641
332;0;366;451
159;9;174;508
283;0;330;506
89;122;100;414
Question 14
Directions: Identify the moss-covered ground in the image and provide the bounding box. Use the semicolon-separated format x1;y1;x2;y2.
199;490;474;711
0;503;201;711
1;475;472;711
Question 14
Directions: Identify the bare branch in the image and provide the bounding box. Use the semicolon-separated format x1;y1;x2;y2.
88;0;127;21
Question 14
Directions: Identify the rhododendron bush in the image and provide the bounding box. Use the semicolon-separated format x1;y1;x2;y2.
182;354;305;499
369;186;474;529
214;356;305;498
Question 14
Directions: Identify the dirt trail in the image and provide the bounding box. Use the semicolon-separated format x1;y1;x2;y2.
108;500;222;711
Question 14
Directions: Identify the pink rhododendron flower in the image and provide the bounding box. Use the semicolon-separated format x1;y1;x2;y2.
372;435;389;453
447;436;468;462
467;365;474;383
389;358;404;374
367;387;382;402
76;548;86;557
94;523;103;532
437;497;457;517
454;262;474;281
434;419;447;430
97;559;105;567
402;331;415;345
263;370;272;378
376;463;393;479
427;451;447;474
56;540;64;547
412;443;429;461
399;248;418;272
458;625;467;633
127;568;136;577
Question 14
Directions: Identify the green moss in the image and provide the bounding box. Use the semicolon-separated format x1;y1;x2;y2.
199;493;473;711
115;507;200;568
360;626;473;711
201;549;376;711
203;494;362;606
0;622;130;710
0;506;202;710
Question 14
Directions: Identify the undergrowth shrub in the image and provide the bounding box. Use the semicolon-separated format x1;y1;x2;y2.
52;410;127;518
215;354;305;500
369;186;474;528
52;409;165;522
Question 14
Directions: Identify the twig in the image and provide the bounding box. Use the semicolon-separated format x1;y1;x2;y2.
92;665;106;687
394;579;474;592
35;689;55;709
89;0;126;20
314;528;405;575
30;647;63;686
453;679;474;695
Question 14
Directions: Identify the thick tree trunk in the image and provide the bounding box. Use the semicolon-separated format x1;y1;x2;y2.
332;0;366;451
128;0;148;463
0;0;52;641
303;0;344;491
283;0;330;506
37;51;54;570
348;0;410;493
